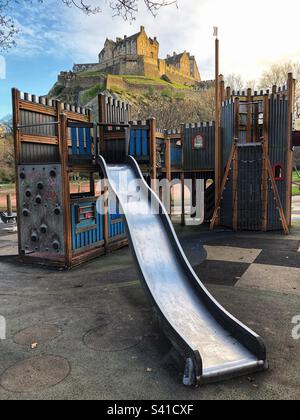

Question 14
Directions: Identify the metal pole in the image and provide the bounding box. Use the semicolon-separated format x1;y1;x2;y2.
214;27;221;225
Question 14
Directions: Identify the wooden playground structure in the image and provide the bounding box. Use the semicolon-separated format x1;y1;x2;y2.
11;36;298;268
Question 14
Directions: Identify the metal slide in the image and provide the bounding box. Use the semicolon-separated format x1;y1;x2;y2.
98;155;267;386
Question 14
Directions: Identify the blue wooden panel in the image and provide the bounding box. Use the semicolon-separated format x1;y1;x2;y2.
78;128;85;155
71;196;126;251
142;130;148;156
171;145;182;166
71;205;77;250
136;129;142;156
71;127;78;155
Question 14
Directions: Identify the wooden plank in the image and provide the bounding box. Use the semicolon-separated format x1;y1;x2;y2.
155;132;165;140
266;156;289;235
63;111;90;123
103;131;127;140
19;100;57;116
20;134;58;145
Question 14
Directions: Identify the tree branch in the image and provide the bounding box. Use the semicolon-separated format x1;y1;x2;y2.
0;0;178;50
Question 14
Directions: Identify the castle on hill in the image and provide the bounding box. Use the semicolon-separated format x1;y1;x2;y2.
72;26;201;86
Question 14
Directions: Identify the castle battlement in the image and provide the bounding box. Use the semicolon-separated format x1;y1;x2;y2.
73;27;200;86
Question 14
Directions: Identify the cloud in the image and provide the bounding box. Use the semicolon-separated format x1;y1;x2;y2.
4;0;300;80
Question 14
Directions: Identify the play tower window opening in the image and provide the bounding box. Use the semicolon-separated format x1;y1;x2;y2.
274;164;284;181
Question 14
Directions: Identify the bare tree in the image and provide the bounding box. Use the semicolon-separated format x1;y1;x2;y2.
259;61;300;117
134;88;215;130
245;80;257;91
0;1;18;50
0;0;177;50
225;73;244;91
259;62;300;89
110;0;177;20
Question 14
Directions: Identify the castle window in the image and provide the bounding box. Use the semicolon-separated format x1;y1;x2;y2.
273;164;284;181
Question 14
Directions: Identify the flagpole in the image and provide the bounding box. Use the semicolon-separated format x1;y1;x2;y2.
214;27;221;224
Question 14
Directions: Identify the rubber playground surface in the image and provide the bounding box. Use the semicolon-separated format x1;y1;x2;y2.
0;221;299;400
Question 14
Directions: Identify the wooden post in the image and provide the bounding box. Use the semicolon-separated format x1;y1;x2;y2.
220;75;225;103
253;102;259;143
232;98;240;230
149;118;157;191
214;36;221;225
98;94;109;250
286;72;294;226
246;88;252;143
181;172;185;226
11;88;22;255
210;143;237;230
266;157;289;235
103;181;109;251
90;172;95;196
192;173;197;210
262;94;269;231
98;94;106;123
97;95;106;157
226;87;231;100
165;133;172;215
59;112;72;267
165;135;171;183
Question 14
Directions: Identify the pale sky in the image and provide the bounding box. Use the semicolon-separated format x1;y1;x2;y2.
1;0;300;117
51;0;300;80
